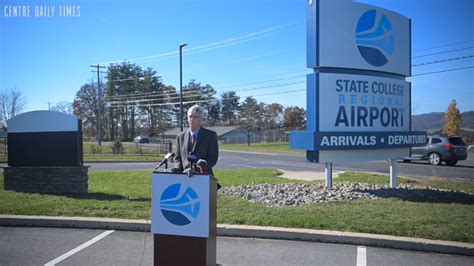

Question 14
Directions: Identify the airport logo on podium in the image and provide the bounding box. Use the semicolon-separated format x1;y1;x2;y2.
356;9;394;67
160;183;200;226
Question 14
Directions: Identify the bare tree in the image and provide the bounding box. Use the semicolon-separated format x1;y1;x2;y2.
51;101;73;114
1;87;27;126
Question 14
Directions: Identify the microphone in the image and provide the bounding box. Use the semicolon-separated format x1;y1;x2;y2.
196;159;208;174
165;152;176;160
186;154;198;177
154;152;175;170
187;154;197;163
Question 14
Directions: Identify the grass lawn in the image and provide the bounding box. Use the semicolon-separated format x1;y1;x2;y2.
1;169;473;243
84;155;162;161
220;142;303;153
0;154;161;162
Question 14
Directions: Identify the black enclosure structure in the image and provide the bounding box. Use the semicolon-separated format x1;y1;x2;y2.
7;111;83;167
3;111;88;194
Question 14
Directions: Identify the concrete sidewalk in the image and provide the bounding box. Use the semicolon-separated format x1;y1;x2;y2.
278;168;344;181
1;215;472;256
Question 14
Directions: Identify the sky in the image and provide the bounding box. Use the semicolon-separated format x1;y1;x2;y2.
1;0;473;115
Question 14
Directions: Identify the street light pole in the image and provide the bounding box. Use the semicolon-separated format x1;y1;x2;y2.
91;64;106;146
179;43;188;132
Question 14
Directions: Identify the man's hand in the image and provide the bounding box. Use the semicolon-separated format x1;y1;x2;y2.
182;167;194;177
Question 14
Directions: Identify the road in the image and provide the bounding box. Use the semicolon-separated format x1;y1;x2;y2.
84;149;474;183
1;227;472;266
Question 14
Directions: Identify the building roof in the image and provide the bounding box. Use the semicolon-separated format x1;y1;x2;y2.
163;126;239;137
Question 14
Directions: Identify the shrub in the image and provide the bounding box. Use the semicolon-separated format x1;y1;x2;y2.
90;144;102;154
111;140;123;154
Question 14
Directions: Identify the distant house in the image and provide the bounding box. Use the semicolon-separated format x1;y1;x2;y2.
162;126;262;144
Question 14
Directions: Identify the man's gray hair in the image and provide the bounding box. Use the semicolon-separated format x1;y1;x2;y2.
187;104;205;117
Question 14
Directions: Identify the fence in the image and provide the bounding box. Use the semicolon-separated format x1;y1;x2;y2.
84;140;173;157
0;138;6;156
220;128;290;144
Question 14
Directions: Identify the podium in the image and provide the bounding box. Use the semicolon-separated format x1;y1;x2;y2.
151;172;217;266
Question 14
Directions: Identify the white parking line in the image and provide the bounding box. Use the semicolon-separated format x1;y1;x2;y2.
44;230;115;266
357;246;367;266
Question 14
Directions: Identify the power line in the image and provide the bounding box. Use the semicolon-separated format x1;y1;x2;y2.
106;63;473;107
217;74;308;90
182;89;306;105
105;65;473;108
107;89;305;109
231;81;305;93
106;70;309;100
104;87;210;100
103;56;472;101
108;76;152;83
104;49;468;90
411;65;474;77
162;47;302;78
106;81;305;105
106;92;216;105
412;46;474;58
99;21;303;65
411;54;474;67
99;50;474;102
213;70;308;87
412;40;474;53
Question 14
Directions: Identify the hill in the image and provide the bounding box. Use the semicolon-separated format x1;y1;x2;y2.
411;111;474;132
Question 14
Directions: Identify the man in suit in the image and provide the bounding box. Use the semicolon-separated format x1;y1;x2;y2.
174;105;219;177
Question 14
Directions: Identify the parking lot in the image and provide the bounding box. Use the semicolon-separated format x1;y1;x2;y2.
1;227;473;266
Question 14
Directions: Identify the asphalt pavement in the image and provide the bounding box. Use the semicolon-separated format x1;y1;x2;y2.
1;227;472;266
77;149;474;183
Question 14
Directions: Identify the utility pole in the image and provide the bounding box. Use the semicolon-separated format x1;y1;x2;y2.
179;43;187;132
45;101;52;110
91;64;107;146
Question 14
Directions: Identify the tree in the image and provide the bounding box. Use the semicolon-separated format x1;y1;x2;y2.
264;103;284;129
51;101;73;114
172;80;216;128
136;68;172;137
0;87;26;126
105;62;168;140
443;99;463;136
183;80;216;110
239;96;263;146
221;91;240;125
207;101;221;126
73;82;106;138
284;106;306;130
1;88;27;126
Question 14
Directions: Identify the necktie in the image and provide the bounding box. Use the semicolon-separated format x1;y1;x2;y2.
188;133;196;152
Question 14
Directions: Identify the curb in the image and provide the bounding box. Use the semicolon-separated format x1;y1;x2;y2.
1;161;156;164
84;161;155;163
1;215;472;256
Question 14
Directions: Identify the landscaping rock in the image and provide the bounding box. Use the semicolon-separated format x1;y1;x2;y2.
219;183;474;207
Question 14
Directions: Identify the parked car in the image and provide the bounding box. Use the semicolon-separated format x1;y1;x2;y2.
403;136;467;166
133;136;150;143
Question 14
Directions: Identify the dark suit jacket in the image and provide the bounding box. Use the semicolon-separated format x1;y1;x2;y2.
174;127;219;176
